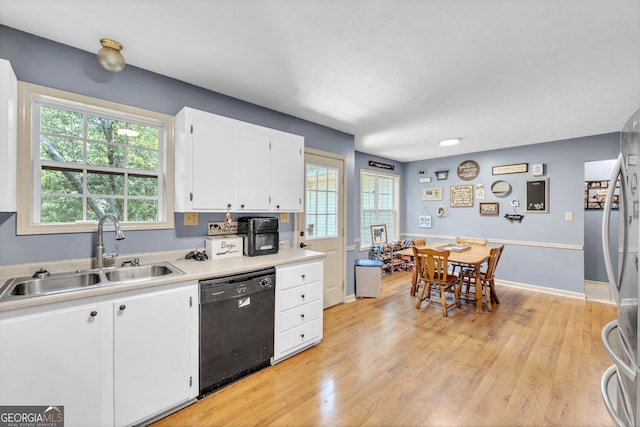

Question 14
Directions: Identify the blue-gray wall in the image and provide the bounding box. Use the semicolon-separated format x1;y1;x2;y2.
0;24;356;298
398;133;619;294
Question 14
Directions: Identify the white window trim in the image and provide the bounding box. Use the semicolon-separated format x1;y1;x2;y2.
17;82;175;235
359;168;400;250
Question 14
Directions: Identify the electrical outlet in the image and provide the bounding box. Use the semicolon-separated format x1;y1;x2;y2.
280;212;290;223
184;212;198;226
565;212;573;221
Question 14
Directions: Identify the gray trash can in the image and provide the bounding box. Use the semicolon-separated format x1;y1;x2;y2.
355;259;383;298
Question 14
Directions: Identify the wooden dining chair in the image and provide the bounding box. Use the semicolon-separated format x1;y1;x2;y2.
458;245;504;311
413;247;460;317
409;238;427;295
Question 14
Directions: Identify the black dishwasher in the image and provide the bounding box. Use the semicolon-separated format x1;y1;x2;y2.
199;267;275;397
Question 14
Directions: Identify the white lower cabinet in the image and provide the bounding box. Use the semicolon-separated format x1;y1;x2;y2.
0;281;198;427
0;300;113;426
273;260;324;363
113;284;198;426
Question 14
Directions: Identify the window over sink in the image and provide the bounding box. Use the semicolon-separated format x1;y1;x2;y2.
16;82;175;234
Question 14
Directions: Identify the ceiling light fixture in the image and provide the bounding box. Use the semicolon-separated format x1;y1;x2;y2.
439;138;461;147
97;38;125;72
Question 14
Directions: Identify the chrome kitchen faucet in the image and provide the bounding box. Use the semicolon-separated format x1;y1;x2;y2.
96;213;125;269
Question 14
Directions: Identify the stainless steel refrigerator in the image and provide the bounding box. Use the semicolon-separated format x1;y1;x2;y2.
602;107;640;426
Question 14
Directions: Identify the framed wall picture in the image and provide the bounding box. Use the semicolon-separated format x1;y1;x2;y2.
450;185;474;207
435;170;449;180
370;224;387;244
525;178;549;213
479;202;499;215
492;163;528;175
421;187;443;201
585;180;619;210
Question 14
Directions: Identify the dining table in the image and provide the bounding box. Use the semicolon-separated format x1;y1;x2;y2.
397;242;492;313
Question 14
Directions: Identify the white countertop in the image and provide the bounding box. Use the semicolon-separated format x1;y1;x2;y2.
0;248;325;313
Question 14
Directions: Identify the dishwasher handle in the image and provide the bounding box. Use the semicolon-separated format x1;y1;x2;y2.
199;267;276;287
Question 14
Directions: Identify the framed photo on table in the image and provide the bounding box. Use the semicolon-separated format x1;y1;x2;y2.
370;224;387;244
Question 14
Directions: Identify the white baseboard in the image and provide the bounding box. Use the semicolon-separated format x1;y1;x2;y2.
496;279;586;300
584;280;615;304
496;279;616;305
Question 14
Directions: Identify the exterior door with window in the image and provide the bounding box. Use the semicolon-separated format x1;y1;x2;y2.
297;151;345;308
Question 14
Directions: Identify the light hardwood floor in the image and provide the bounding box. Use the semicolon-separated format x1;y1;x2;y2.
152;272;617;427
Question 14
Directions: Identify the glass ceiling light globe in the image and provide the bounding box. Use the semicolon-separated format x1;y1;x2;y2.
97;38;125;72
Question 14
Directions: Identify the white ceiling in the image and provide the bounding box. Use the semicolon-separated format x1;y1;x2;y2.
1;0;639;162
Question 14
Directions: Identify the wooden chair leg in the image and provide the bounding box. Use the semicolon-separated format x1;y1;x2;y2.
439;285;448;317
489;279;500;304
453;284;461;308
410;270;417;296
415;281;427;309
484;282;493;312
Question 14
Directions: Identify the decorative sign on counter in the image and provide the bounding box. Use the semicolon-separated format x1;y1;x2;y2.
492;163;528;175
369;160;395;170
457;160;480;181
208;221;238;235
450;185;474;207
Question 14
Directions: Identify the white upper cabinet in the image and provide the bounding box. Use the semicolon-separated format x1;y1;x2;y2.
175;107;304;213
269;130;304;212
234;126;271;211
0;59;17;212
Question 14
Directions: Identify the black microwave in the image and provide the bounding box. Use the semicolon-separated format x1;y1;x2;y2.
237;217;279;256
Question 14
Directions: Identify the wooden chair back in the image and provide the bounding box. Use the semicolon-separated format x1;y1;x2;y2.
413;247;452;283
413;246;460;316
411;238;426;247
484;245;505;280
455;236;487;246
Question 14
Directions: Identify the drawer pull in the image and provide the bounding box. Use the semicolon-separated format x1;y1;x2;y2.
301;274;306;280
300;294;305;299
300;313;305;319
119;304;126;311
300;333;305;339
90;310;98;317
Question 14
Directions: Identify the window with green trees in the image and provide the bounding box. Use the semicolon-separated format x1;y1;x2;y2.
17;82;174;234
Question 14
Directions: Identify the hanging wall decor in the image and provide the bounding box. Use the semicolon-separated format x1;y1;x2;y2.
450;185;474;207
457;160;480;181
422;187;443;201
525;178;549;213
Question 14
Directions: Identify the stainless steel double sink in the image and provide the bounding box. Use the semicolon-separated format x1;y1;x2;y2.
0;262;184;301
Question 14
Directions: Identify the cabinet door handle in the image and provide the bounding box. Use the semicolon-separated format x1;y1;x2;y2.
119;304;126;311
90;310;98;317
